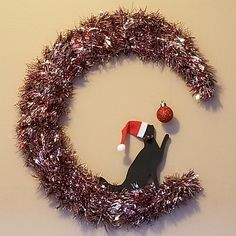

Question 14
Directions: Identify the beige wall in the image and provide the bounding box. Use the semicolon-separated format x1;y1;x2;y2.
1;0;236;235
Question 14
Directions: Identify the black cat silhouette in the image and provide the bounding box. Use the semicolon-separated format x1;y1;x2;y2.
99;125;169;191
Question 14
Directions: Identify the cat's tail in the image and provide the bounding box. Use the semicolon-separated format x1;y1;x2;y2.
99;177;124;192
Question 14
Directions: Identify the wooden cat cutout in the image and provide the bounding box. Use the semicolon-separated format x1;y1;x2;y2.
99;124;169;191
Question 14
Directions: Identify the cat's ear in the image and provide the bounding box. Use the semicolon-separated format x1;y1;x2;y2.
150;125;155;135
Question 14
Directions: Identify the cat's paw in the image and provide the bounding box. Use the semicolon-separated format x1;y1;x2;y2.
164;134;170;139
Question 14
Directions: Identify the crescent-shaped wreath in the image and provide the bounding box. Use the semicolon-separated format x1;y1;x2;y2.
17;9;215;228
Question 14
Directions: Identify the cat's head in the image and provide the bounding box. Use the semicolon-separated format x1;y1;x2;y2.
143;124;155;141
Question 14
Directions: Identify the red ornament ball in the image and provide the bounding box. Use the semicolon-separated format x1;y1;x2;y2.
156;101;173;123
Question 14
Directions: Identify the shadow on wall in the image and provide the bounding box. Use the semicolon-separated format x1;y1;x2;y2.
107;197;202;236
200;84;222;112
162;117;180;135
50;196;203;236
45;191;203;235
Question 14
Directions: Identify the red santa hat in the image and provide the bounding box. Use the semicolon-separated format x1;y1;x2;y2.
117;121;148;151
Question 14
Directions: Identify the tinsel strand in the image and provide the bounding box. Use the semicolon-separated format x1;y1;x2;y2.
17;9;205;228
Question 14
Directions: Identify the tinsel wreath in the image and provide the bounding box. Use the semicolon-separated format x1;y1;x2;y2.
16;9;210;228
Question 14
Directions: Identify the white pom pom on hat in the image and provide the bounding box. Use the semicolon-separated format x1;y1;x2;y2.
117;121;148;152
117;143;126;151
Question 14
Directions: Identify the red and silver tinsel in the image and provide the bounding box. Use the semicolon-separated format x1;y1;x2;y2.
16;9;208;228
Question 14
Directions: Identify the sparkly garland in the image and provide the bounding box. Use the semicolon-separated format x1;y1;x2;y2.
16;9;208;228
